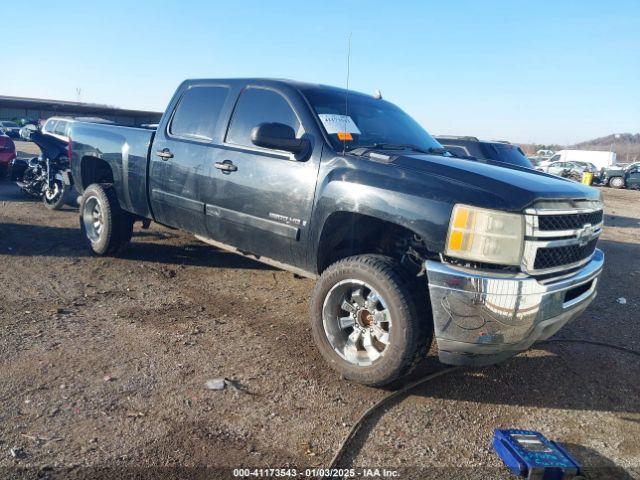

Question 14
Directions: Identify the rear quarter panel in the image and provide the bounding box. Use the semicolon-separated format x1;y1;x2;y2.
70;123;154;218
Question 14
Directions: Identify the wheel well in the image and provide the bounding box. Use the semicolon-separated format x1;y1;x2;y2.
80;156;114;190
316;212;431;274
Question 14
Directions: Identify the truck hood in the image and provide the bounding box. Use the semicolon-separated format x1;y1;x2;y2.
391;153;600;211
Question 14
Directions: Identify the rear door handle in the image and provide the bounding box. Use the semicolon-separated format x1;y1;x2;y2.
156;148;174;160
214;160;238;173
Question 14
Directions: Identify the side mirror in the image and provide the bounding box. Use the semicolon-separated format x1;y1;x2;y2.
251;122;310;158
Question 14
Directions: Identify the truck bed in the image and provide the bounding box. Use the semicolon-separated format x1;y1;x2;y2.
70;122;155;218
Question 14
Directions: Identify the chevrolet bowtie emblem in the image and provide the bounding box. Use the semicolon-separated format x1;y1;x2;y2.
576;223;595;247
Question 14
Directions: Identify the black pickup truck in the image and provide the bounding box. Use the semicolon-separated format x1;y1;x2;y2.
69;78;604;386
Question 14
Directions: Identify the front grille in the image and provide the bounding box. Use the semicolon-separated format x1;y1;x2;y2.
524;201;603;276
534;238;598;270
538;210;603;231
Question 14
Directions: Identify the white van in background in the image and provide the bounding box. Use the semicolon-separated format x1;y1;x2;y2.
541;150;617;171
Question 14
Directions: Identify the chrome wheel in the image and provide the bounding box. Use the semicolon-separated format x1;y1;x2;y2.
82;196;103;242
43;182;61;203
322;279;392;366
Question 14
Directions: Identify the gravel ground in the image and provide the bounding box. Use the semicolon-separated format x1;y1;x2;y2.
14;139;41;159
1;145;639;479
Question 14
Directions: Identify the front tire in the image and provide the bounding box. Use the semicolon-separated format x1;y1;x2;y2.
310;255;432;386
79;183;134;256
609;176;625;189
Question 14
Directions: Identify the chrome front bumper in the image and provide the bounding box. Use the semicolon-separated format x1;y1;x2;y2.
425;249;604;366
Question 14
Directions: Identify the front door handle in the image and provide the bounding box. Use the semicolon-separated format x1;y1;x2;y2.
156;148;174;160
214;160;238;173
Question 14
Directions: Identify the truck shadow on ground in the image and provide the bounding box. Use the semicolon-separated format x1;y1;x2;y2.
401;346;640;413
373;333;640;415
604;214;640;228
0;222;275;271
121;239;276;271
339;361;638;475
339;442;635;479
0;187;39;203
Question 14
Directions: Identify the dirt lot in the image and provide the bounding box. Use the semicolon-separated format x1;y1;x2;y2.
1;145;639;479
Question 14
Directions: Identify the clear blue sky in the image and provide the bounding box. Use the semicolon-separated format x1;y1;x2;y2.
3;0;638;144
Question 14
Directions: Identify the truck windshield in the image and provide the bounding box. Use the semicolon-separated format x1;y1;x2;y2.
485;143;533;168
303;88;442;153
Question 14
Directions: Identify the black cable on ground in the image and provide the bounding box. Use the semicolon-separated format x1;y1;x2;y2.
326;366;461;472
324;338;640;478
541;338;640;358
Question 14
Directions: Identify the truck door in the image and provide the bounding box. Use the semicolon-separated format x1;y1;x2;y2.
203;85;321;269
149;85;231;234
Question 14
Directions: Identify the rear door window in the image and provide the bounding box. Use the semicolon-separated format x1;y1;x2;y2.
43;120;57;134
169;86;230;141
226;87;301;147
53;121;68;136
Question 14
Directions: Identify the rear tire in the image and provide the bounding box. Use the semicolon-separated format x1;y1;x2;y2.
609;176;624;189
79;183;134;255
310;254;432;386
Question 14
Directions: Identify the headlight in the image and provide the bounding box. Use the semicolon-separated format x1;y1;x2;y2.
445;204;524;266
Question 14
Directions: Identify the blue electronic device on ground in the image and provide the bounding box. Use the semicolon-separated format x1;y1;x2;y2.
492;429;581;480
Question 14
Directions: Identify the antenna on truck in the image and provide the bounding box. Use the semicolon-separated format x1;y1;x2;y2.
343;32;352;155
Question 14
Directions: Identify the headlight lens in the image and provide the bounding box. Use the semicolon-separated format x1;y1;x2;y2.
445;204;524;266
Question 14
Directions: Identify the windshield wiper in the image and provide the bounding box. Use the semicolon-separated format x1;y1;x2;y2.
350;143;449;156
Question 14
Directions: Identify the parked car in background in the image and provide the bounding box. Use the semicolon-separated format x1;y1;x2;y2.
0;121;21;139
538;160;596;174
537;160;568;175
537;160;603;184
541;150;616;171
435;136;533;168
602;162;640;189
528;149;555;165
12;117;40;127
536;149;555;158
571;161;599;173
0;133;17;176
536;161;598;178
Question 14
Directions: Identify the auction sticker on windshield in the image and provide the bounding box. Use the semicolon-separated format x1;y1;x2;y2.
318;114;361;135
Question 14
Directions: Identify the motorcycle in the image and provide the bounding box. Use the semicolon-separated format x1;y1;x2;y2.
11;125;72;210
